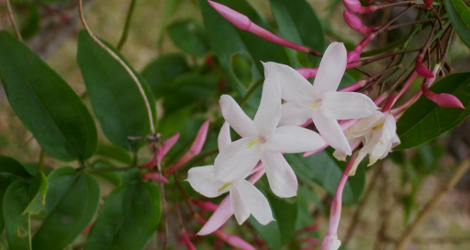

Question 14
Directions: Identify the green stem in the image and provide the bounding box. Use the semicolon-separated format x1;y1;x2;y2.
117;0;137;50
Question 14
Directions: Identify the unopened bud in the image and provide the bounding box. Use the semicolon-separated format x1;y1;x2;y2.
422;84;464;109
343;0;377;14
343;10;376;34
415;55;434;78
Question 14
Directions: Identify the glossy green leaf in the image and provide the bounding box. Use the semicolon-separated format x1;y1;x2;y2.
167;19;210;57
77;30;156;152
445;0;470;48
95;144;133;165
450;0;470;28
0;31;98;162
287;151;365;204
199;0;290;94
32;167;100;250
17;3;40;40
157;0;183;50
84;175;161;250
3;181;31;250
0;176;13;236
0;155;32;178
267;193;298;245
142;53;190;98
269;0;325;66
396;72;470;150
22;172;47;215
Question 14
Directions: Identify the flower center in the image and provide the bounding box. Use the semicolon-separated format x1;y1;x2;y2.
310;99;321;109
373;124;384;130
246;136;266;149
217;182;232;192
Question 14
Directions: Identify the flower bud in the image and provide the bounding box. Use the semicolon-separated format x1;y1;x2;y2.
343;0;377;14
343;10;376;34
422;84;464;109
415;56;434;78
424;0;433;9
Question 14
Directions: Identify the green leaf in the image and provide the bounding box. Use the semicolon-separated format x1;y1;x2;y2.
22;172;47;215
84;180;161;250
0;31;98;162
95;144;133;165
141;53;191;98
89;160;122;186
77;30;156;152
32;167;100;250
396;72;470;150
167;19;210;57
0;155;32;178
269;0;325;66
286;151;365;204
267;193;298;245
199;0;290;94
445;0;470;48
157;0;183;50
450;0;470;28
3;181;32;250
17;3;40;40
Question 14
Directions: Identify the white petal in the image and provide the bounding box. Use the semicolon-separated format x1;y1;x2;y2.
214;137;261;182
321;92;377;120
382;113;398;141
347;111;384;138
230;183;250;224
254;63;282;137
312;42;347;94
266;126;325;153
279;102;312;126
218;122;231;151
262;62;315;105
197;197;233;235
187;165;227;198
219;95;256;138
312;109;352;155
261;150;298;198
233;179;274;225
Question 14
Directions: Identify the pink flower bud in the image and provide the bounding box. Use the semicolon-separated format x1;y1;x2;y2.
343;0;377;14
343;10;376;34
214;231;256;250
191;200;218;211
415;56;434;78
165;120;209;175
422;84;464;109
208;0;317;54
157;133;180;162
424;0;433;9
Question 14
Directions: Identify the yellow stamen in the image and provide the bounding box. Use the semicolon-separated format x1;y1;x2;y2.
373;124;384;130
310;103;319;109
246;140;259;149
218;182;232;192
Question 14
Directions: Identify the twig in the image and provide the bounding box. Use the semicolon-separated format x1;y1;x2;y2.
394;155;470;250
117;0;137;50
6;0;23;41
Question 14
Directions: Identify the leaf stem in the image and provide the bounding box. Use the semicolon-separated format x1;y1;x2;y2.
6;0;23;42
77;0;155;135
117;0;137;50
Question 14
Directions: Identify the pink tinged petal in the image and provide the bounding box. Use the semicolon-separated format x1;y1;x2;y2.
279;102;312;126
187;165;227;198
261;150;298;198
296;67;318;79
312;109;352;155
230;183;251;224
197;197;233;235
263;62;315;105
254;63;282;137
207;1;310;54
233;179;274;225
321;92;377;120
219;95;256;137
266;126;325;153
214;137;261;182
157;133;180;162
312;42;348;94
320;235;341;250
218;122;232;151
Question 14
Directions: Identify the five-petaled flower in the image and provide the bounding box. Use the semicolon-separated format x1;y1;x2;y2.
274;42;377;155
214;62;325;198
